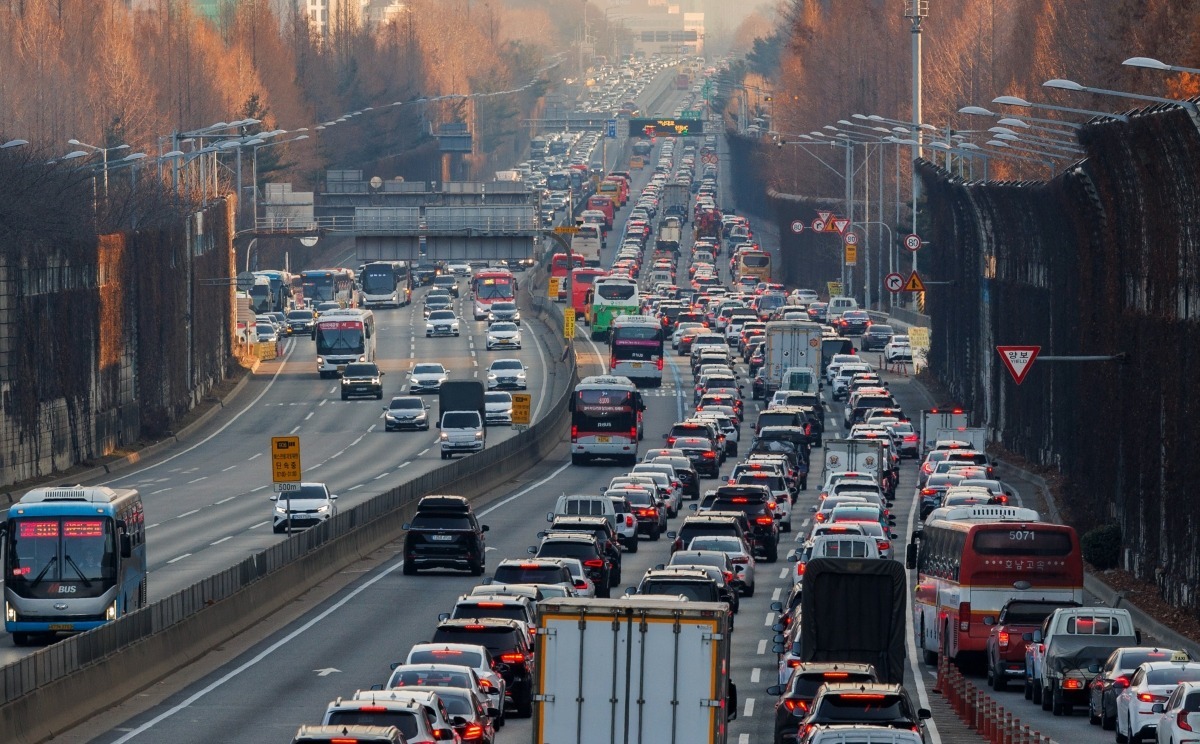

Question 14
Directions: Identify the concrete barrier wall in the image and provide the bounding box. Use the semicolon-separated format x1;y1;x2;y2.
0;290;574;744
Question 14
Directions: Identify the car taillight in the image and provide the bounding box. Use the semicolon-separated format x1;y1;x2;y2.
904;434;918;441
463;723;484;740
610;358;618;369
584;559;604;568
1137;692;1166;702
1112;675;1130;689
1061;678;1084;690
702;452;716;459
666;437;676;446
782;699;809;712
723;571;734;582
500;652;527;663
731;556;749;564
571;425;578;441
626;515;635;527
922;463;933;473
755;516;773;525
657;357;664;370
814;513;826;522
631;427;638;440
638;508;657;517
479;678;493;690
786;659;802;668
877;540;891;553
575;580;589;589
997;631;1010;649
959;602;971;631
796;562;806;576
433;728;456;741
1179;710;1195;731
921;488;937;496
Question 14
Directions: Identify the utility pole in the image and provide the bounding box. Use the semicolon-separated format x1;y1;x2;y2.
905;0;928;274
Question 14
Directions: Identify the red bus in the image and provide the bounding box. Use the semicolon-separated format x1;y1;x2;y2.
570;267;608;316
550;254;586;301
907;511;1083;663
586;194;615;229
470;269;516;320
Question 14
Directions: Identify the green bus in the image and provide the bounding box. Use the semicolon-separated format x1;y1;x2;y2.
586;277;640;340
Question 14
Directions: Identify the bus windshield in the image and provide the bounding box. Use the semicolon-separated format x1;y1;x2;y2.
972;528;1074;556
547;172;571;190
612;326;663;361
476;279;514;301
597;283;636;301
361;265;403;293
6;517;117;598
315;321;365;355
740;253;770;268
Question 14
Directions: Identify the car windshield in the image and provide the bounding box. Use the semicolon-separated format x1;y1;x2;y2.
490;322;519;332
492;302;516;312
389;398;423;411
343;364;377;376
408;648;484;667
429;310;455;320
1148;668;1200;684
485;392;512;404
286;311;313;320
325;710;418;738
491;361;522;371
817;693;912;722
494;565;567;584
410;513;472;530
442;412;480;428
389;668;473;689
413;364;445;375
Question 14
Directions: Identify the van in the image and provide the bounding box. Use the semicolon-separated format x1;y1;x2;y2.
547;494;617;527
292;724;406;744
826;296;859;322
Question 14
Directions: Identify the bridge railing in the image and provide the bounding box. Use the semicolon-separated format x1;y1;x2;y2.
255;215;542;235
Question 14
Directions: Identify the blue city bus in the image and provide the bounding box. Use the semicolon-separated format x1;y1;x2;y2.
4;486;147;645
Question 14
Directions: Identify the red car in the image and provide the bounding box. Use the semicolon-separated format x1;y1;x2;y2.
985;598;1080;691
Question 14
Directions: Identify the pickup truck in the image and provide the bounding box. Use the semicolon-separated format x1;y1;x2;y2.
985;598;1080;691
1025;607;1139;716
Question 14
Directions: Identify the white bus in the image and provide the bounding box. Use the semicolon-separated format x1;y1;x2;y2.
358;261;411;308
570;375;646;466
314;308;376;378
609;314;665;387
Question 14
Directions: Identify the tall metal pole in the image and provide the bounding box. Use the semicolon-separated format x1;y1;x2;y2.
906;0;927;274
877;144;884;309
862;143;870;310
843;142;852;294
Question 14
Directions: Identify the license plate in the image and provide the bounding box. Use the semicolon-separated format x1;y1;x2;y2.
597;436;611;443
631;362;643;368
430;535;454;541
48;623;75;631
336;366;346;373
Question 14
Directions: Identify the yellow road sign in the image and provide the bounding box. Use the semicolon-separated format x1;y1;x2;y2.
553;226;579;234
827;281;843;298
511;393;532;425
903;270;926;292
563;308;576;339
908;327;930;350
271;436;302;484
548;276;561;299
844;245;857;266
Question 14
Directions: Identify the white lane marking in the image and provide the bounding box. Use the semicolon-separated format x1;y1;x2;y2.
764;613;774;627
801;518;810;527
304;412;314;421
474;371;479;378
477;461;571;517
330;451;344;459
250;485;268;492
215;496;236;505
248;453;262;461
289;426;300;434
328;386;337;395
221;466;237;472
398;461;412;468
351;434;365;446
146;524;159;530
530;324;551;422
347;484;364;491
778;567;788;579
368;425;376;433
178;509;200;518
738;735;749;744
309;463;322;470
187;476;207;484
756;639;767;655
166;554;191;564
751;668;761;684
211;536;233;545
373;473;389;480
905;472;942;744
771;587;782;601
743;698;754;717
319;400;327;406
151;488;171;495
417;448;430;456
249;521;269;529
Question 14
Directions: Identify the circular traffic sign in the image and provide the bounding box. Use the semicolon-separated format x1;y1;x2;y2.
904;233;923;252
884;272;904;293
843;232;859;246
791;220;804;234
811;219;825;232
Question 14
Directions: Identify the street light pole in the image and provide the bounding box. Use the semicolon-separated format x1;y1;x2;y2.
905;0;928;272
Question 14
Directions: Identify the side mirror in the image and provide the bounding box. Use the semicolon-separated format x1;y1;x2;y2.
769;601;783;612
1136;629;1142;644
330;494;338;500
120;534;133;559
766;684;783;696
666;531;677;539
451;716;468;727
482;525;490;532
390;662;402;670
905;543;918;570
624;586;636;596
527;546;537;555
1088;663;1102;674
546;511;555;523
773;633;786;644
689;504;698;511
487;707;501;718
890;532;898;540
370;683;384;691
661;433;668;439
771;644;786;654
918;708;932;720
536;530;548;539
771;622;785;632
437;612;450;621
809;505;818;513
788;553;799;563
1032;630;1043;643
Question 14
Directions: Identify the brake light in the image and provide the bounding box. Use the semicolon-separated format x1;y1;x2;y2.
464;623;486;629
610;358;618;369
767;501;777;510
666;437;677;446
755;516;773;525
433;728;456;741
786;659;802;668
959;602;971;631
877;540;891;552
723;571;733;582
584;559;604;568
626;515;635;527
796;562;806;576
1112;675;1130;689
731;497;748;503
1137;692;1166;702
575;580;589;589
921;488;937;496
463;723;484;740
782;699;810;712
571;425;578;441
814;513;826;522
1060;678;1083;690
997;631;1010;649
922;463;934;473
731;556;749;564
657;357;664;370
475;602;504;608
841;694;887;700
358;705;388;712
637;508;658;517
500;652;527;663
904;434;918;441
519;563;541;569
823;672;849;679
1179;710;1195;731
702;452;716;459
479;679;493;689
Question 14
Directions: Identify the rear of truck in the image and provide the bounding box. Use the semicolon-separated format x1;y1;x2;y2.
534;597;733;744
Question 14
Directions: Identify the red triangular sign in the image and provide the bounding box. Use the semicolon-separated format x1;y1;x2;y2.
996;345;1041;384
817;210;833;223
832;218;851;234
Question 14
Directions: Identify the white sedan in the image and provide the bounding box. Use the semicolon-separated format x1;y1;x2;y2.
884;335;912;362
487;359;527;390
408;363;449;394
683;534;756;597
485;321;522;350
1152;679;1200;743
425;309;461;337
1117;658;1200;743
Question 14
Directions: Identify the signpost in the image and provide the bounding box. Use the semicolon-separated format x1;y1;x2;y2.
553;226;579;235
826;281;844;297
996;345;1041;385
811;218;826;232
606;119;617;138
904;234;923;252
791;220;804;234
884;273;904;293
563;308;576;339
548;276;561;300
902;271;926;292
511;393;532;430
271;436;302;535
844;245;858;266
843;232;859;246
832;218;851;235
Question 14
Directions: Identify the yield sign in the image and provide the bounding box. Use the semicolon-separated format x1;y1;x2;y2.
996;346;1041;384
831;218;851;234
902;270;926;292
817;210;833;223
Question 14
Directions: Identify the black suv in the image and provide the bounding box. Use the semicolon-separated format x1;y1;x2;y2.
707;485;779;562
530;532;614;597
797;683;931;742
431;618;535;718
402;495;489;575
341;362;384;400
544;516;623;584
765;663;880;744
668;514;751;553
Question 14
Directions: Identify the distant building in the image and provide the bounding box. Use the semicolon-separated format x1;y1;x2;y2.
607;0;703;57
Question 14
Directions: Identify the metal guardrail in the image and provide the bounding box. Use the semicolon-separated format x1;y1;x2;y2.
254;215;541;235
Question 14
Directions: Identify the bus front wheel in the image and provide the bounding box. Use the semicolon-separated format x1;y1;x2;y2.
12;633;29;646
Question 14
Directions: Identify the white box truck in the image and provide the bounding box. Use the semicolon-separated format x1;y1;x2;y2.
919;408;969;454
823;438;888;484
763;320;822;395
934;426;986;452
533;597;736;744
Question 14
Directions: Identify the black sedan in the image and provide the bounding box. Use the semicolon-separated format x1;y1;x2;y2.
836;310;872;336
859;323;895;351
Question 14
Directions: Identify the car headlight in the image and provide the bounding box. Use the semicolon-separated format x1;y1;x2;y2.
440;432;449;441
5;602;15;622
275;505;288;513
106;601;118;621
475;431;484;439
317;357;325;365
316;504;330;513
385;413;398;421
488;373;497;380
415;412;427;421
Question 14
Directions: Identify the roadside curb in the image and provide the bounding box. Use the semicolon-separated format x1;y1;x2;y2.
9;359;263;500
883;313;1200;660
